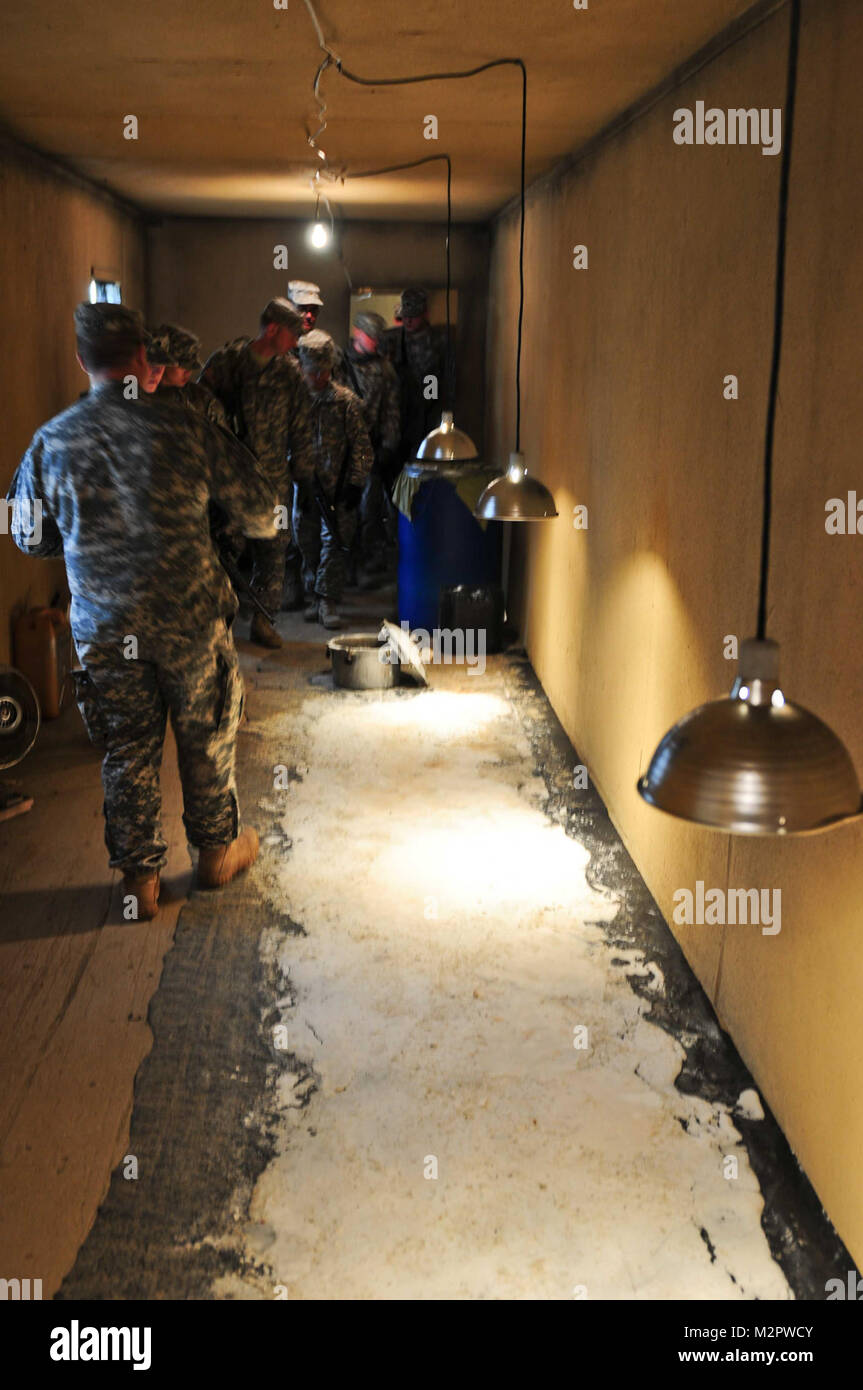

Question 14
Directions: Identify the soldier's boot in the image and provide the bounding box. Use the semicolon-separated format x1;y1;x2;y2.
319;600;342;631
303;595;320;622
123;872;160;921
197;828;260;890
250;613;283;648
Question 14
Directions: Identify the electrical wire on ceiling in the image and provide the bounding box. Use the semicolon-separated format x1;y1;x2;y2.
300;1;527;449
756;0;800;641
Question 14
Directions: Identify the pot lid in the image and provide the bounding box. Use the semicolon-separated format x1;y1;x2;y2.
379;620;429;687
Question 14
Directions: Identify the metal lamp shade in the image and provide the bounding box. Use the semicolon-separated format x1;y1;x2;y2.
638;639;862;835
474;451;558;521
415;411;478;463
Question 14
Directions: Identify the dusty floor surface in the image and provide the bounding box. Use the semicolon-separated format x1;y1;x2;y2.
237;676;788;1301
14;587;851;1301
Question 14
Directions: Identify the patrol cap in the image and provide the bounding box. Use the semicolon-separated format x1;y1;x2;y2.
73;303;145;369
288;280;324;308
144;330;172;365
153;322;203;371
260;297;304;333
398;288;428;318
354;312;386;342
298;329;336;369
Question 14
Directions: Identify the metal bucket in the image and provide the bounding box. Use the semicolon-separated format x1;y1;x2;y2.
327;632;397;690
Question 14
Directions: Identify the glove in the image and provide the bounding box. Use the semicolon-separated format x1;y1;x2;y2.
341;482;363;511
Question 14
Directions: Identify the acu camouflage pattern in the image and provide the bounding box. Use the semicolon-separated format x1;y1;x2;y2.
201;338;315;615
7;381;277;874
334;348;401;455
199;338;313;489
334;345;403;569
293;381;373;600
75;621;243;875
382;322;450;462
158;379;229;430
7;380;277;647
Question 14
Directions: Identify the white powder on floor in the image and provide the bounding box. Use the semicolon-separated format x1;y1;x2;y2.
235;677;790;1301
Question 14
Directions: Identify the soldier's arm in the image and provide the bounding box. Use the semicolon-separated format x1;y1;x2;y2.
286;368;316;482
6;443;64;557
381;362;402;455
198;383;229;430
199;349;228;404
344;396;374;488
203;419;279;539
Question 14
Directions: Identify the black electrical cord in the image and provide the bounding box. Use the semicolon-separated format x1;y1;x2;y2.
757;0;801;640
346;154;454;407
332;57;528;451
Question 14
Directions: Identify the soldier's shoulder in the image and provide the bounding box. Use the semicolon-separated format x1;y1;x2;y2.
276;350;304;377
34;392;108;447
204;337;249;368
330;381;359;406
377;355;399;380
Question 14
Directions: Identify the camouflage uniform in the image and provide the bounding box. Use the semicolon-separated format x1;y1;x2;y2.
383;321;449;464
334;344;401;565
293;379;374;602
159;378;229;430
200;338;312;614
7;382;278;875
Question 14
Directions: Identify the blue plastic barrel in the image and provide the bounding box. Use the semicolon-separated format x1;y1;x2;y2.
398;476;503;633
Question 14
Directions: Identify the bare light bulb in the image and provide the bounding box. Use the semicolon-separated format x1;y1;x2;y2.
309;221;330;250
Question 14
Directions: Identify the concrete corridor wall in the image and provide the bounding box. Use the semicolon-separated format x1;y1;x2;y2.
486;0;863;1264
0;140;146;665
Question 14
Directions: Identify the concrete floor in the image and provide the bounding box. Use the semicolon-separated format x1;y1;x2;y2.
0;585;854;1299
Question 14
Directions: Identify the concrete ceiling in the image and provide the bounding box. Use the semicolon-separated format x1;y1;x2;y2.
0;0;762;221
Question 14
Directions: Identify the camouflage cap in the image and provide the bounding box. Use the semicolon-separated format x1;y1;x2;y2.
354;312;387;342
261;297;304;333
144;329;173;365
153;322;203;371
398;288;428;318
298;329;336;369
288;280;324;308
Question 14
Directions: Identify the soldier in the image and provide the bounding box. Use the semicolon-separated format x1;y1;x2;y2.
293;330;373;630
334;312;401;582
6;303;279;919
281;282;324;612
144;330;172;393
151;322;228;428
287;280;324;335
200;298;311;648
383;287;449;466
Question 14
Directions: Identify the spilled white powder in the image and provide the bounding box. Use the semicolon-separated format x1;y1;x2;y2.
231;678;790;1301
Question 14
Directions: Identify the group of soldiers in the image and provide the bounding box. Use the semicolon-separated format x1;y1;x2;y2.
142;280;445;647
6;283;446;919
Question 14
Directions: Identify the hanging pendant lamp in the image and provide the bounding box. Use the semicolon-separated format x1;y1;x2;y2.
475;61;557;520
638;0;862;836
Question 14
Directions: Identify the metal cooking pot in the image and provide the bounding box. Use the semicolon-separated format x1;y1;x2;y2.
327;633;398;690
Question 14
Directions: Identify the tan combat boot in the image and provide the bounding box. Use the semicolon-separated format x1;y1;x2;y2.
318;599;342;631
250;613;283;648
122;872;161;921
197;828;260;889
